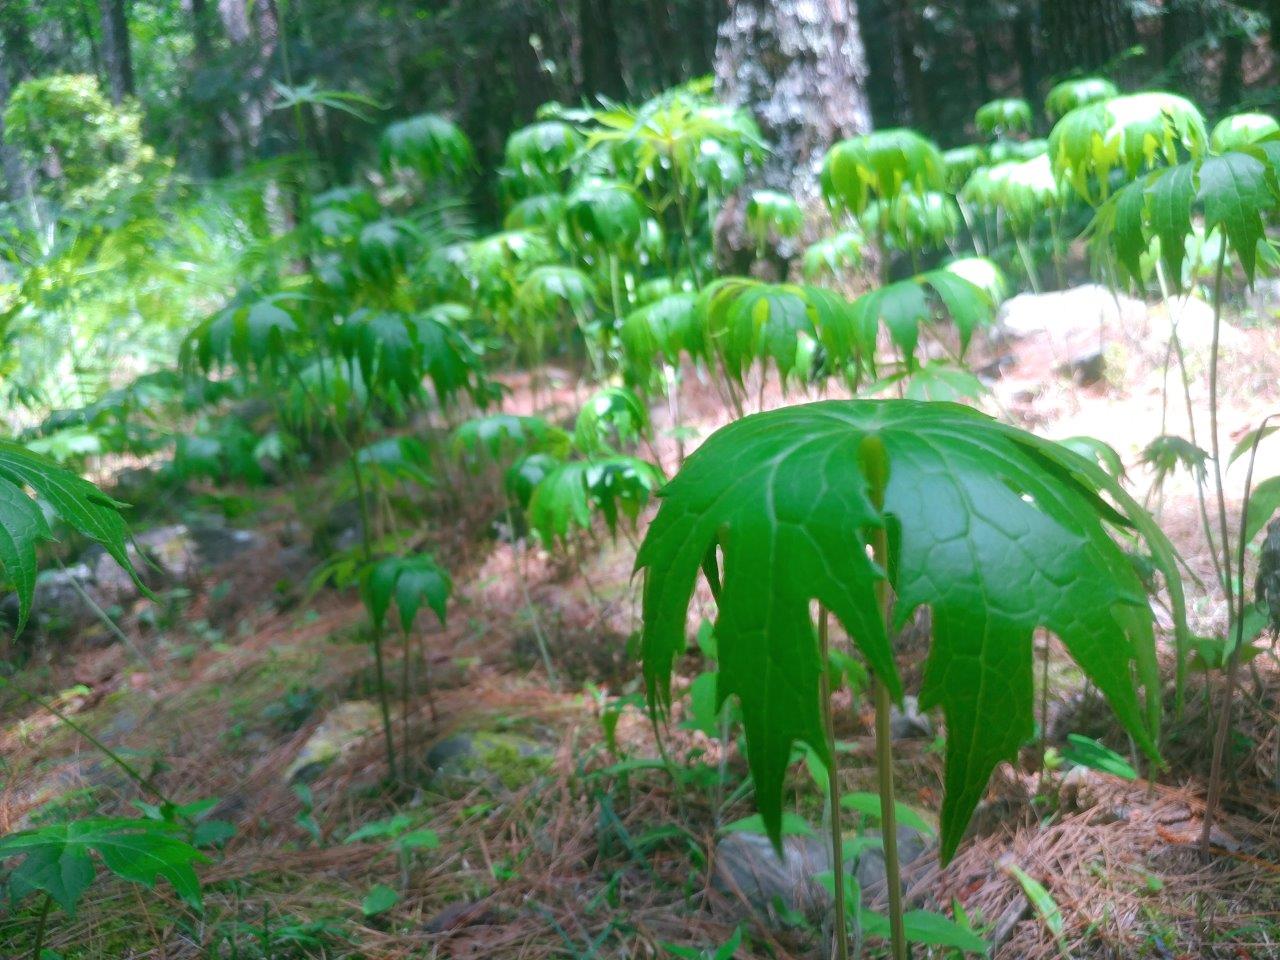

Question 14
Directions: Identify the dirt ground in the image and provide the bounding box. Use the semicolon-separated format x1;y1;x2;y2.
2;287;1279;959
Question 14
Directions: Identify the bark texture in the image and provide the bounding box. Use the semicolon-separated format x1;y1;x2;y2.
1041;0;1136;76
98;0;136;103
714;0;872;198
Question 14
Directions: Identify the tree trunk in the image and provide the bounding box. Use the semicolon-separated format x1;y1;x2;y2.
1012;1;1040;114
858;0;909;128
189;0;231;176
577;0;626;100
893;0;933;130
0;3;37;208
1218;28;1245;113
715;0;873;198
97;0;135;102
1042;0;1135;76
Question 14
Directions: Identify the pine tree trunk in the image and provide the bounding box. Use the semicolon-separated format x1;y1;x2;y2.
1042;0;1135;76
1012;1;1040;111
859;0;909;128
577;0;626;100
189;0;231;176
714;0;872;198
97;0;135;103
0;5;37;208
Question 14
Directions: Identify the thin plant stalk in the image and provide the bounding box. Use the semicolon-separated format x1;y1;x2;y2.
1014;233;1042;294
1201;409;1274;855
818;607;850;960
862;436;907;960
1199;243;1236;857
0;675;170;806
664;364;686;466
55;557;150;667
30;891;52;960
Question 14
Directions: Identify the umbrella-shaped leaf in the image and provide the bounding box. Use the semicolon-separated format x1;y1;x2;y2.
362;553;451;633
528;455;663;543
636;399;1184;859
976;98;1033;138
1044;76;1118;120
821;129;945;216
380;113;472;179
1049;92;1206;203
1209;113;1280;154
0;442;143;632
567;179;643;250
452;413;571;467
574;387;649;455
0;817;206;915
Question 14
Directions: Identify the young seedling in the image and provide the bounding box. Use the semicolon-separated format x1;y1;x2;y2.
636;399;1185;960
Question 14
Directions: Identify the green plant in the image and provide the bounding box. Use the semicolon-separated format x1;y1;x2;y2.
636;399;1184;960
1209;113;1280;153
1044;76;1119;120
0;817;206;959
1049;92;1207;203
976;97;1034;139
361;552;451;776
745;189;804;258
822;129;946;283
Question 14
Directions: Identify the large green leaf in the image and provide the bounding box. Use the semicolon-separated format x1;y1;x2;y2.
1197;151;1276;283
528;456;664;544
451;413;570;468
821;129;946;215
0;817;206;915
700;278;855;386
574;387;649;455
636;400;1182;860
380;113;473;179
0;442;142;631
362;553;451;633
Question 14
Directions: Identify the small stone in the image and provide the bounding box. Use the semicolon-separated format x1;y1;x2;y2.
425;730;551;791
713;831;831;918
713;825;935;922
889;695;933;741
286;701;382;783
1058;349;1105;386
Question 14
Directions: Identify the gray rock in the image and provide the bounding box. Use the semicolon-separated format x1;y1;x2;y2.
286;700;382;784
188;522;265;567
3;564;103;635
425;730;551;791
853;825;933;897
713;825;935;921
889;695;933;741
996;284;1146;344
713;831;832;918
1245;278;1280;321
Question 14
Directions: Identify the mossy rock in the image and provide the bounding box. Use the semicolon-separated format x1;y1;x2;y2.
425;730;552;791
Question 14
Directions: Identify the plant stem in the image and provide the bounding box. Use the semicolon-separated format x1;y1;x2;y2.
30;891;52;960
55;557;150;667
1199;242;1235;858
0;676;170;805
862;435;907;960
1014;233;1042;294
873;676;907;960
515;539;558;685
818;607;850;960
